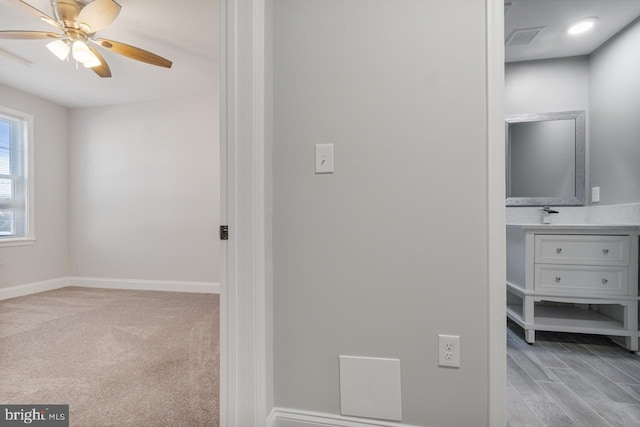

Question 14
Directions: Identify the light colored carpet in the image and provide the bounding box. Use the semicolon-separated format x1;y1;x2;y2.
0;286;219;427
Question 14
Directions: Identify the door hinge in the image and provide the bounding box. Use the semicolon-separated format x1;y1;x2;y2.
220;225;229;240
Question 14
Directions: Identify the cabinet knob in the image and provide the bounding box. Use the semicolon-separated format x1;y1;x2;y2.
556;248;563;254
602;249;610;255
602;278;609;284
555;276;562;283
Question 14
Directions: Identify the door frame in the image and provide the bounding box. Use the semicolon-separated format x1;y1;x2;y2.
219;0;268;425
487;0;507;425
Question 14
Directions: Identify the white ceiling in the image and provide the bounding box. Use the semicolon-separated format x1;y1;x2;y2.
506;0;640;63
0;0;219;108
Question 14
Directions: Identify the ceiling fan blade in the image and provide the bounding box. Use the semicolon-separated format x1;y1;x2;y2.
94;38;172;68
78;0;121;33
6;0;62;29
0;30;61;40
87;45;111;78
52;0;82;22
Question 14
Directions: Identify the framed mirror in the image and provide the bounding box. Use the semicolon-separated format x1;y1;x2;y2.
505;110;585;207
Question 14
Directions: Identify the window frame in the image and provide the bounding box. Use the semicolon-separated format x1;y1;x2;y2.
0;106;35;247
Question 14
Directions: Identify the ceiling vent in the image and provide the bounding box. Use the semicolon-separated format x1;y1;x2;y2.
506;27;545;46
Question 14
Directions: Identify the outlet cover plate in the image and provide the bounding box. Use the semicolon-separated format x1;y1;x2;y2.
438;334;460;368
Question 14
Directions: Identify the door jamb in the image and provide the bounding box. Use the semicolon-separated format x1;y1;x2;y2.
219;0;268;425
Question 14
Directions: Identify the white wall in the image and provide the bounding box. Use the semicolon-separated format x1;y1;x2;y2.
589;17;640;205
69;95;219;283
0;84;69;288
272;0;489;425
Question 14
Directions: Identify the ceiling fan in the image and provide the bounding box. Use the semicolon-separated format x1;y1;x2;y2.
0;0;172;78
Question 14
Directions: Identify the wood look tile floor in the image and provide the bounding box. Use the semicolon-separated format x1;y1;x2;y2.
507;320;640;427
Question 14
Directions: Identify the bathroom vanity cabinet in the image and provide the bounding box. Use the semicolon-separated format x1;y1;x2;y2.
506;224;640;351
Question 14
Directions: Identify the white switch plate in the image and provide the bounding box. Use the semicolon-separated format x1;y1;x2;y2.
438;334;460;368
315;143;334;174
592;186;600;203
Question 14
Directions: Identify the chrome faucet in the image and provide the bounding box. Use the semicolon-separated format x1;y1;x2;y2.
540;206;559;224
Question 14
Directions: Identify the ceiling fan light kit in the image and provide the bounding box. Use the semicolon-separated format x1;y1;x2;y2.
46;39;70;60
81;50;101;68
0;0;173;78
71;40;93;63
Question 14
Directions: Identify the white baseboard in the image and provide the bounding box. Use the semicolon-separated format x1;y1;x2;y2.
69;277;220;294
267;408;277;427
0;277;68;301
0;277;220;301
272;408;423;427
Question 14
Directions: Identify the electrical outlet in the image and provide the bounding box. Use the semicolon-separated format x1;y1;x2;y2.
592;186;600;203
438;334;460;368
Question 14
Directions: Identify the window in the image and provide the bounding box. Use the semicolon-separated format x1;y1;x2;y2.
0;107;34;246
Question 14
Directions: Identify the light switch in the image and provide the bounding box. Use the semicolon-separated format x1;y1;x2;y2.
592;186;600;203
315;144;334;174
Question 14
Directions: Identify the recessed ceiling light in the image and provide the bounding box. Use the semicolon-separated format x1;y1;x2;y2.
568;17;598;35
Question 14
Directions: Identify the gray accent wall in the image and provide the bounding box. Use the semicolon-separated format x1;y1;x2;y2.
589;17;640;205
505;57;590;201
272;0;489;425
505;57;590;115
506;17;640;207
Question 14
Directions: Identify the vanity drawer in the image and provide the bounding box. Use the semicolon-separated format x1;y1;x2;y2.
534;264;629;295
534;235;629;265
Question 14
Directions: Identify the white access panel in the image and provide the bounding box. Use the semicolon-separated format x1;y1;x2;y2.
339;355;402;421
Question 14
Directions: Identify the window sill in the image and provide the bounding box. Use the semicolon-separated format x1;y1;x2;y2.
0;238;36;248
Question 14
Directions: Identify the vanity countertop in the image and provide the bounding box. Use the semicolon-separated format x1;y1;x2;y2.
507;223;640;231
